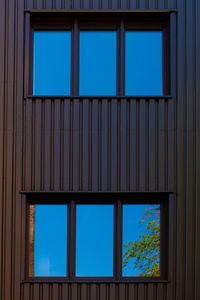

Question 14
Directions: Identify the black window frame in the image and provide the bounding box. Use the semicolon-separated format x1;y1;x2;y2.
24;12;170;98
25;192;169;282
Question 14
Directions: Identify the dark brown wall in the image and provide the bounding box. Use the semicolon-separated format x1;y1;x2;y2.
0;0;199;299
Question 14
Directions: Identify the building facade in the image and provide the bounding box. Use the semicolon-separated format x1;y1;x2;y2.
0;0;199;299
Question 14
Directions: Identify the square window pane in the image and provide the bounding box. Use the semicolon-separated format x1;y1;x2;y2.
76;204;114;276
79;31;117;96
33;31;71;95
122;204;160;277
29;204;67;277
125;31;162;96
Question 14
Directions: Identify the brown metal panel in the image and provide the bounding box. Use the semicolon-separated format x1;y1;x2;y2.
139;100;146;191
129;100;137;191
25;101;33;190
128;283;135;300
195;1;200;299
63;100;71;191
158;100;166;191
33;283;40;300
120;99;127;191
80;283;87;300
109;283;116;299
137;283;145;300
73;100;80;191
35;99;42;190
92;99;99;191
147;284;154;300
14;1;25;299
90;284;97;300
185;0;196;299
82;99;89;190
176;0;186;299
110;100;118;191
23;283;30;300
52;283;59;300
119;284;126;300
156;283;164;299
100;284;107;300
43;283;50;300
0;2;6;297
54;100;61;190
101;100;108;191
148;100;156;191
72;283;78;300
62;284;69;300
44;99;51;190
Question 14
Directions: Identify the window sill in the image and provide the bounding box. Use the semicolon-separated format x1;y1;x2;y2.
25;95;173;100
22;279;169;284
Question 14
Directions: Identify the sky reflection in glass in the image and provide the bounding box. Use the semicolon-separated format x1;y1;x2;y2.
33;31;71;95
125;31;162;96
79;31;117;96
33;204;67;276
76;204;114;277
122;204;160;277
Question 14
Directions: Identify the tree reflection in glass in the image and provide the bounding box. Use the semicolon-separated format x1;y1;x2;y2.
122;204;160;277
29;204;67;277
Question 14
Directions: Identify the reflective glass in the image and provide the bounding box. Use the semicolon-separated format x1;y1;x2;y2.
76;204;114;276
33;31;71;95
122;204;160;277
125;31;162;96
79;31;117;96
29;204;68;277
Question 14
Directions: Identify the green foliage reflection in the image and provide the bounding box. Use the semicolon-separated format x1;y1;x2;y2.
123;206;160;277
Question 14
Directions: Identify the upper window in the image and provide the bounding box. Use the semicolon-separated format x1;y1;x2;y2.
29;16;169;97
33;31;71;96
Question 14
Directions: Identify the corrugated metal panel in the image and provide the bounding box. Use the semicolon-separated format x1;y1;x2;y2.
23;98;175;192
0;0;200;299
21;282;168;300
24;0;177;10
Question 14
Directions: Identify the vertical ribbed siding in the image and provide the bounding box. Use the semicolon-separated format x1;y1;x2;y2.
23;98;174;192
21;282;168;300
1;0;200;299
24;0;177;10
0;1;24;300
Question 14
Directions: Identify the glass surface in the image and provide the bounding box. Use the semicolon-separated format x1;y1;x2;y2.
79;31;117;96
76;204;114;276
29;204;67;277
125;31;162;96
122;204;160;277
33;31;71;95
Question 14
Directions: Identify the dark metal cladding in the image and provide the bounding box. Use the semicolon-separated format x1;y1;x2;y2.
0;0;200;299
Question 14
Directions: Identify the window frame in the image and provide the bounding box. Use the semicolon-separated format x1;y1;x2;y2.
25;13;170;98
24;192;169;282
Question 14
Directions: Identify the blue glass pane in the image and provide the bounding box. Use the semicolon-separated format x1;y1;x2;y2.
30;204;67;277
125;31;162;96
76;204;114;276
122;204;160;277
33;31;71;95
79;31;117;96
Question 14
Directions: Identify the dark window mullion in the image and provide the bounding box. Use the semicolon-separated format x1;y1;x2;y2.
69;199;76;279
117;19;125;96
117;199;123;279
72;19;79;96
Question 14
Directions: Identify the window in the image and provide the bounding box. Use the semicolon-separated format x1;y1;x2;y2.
27;194;168;281
28;15;170;97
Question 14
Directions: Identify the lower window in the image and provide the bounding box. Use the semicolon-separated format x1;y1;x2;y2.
27;194;168;280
